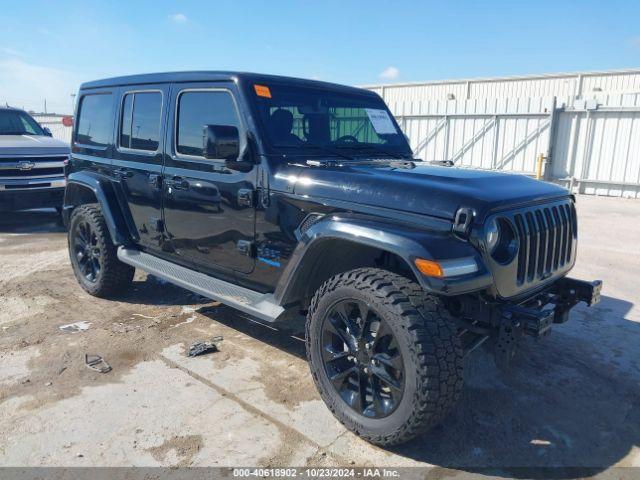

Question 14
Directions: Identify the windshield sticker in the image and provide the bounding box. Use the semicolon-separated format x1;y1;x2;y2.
365;108;397;135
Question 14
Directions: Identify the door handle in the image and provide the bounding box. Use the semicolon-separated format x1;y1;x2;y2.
114;168;133;179
165;176;189;190
148;174;162;189
237;188;254;207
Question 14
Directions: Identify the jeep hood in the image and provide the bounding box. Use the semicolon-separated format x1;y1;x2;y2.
289;161;570;221
0;135;70;156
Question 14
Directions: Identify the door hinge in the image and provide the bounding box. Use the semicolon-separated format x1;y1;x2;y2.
237;240;255;257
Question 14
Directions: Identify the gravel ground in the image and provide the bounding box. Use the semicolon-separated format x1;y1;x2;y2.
0;195;638;476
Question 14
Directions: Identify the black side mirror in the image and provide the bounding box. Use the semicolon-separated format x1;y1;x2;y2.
43;127;53;137
203;125;239;161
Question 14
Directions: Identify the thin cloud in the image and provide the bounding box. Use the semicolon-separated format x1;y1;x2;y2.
1;47;24;57
169;13;188;24
0;58;80;113
379;66;400;81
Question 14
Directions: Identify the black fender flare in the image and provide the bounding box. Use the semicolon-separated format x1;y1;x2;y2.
273;214;491;306
63;171;133;245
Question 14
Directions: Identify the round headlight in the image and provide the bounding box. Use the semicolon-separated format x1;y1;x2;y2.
492;219;518;264
486;219;500;252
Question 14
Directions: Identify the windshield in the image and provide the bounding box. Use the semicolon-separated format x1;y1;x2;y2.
0;110;46;136
248;83;412;158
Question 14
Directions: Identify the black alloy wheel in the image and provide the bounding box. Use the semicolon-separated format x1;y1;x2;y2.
68;204;134;297
321;299;404;418
306;268;464;446
72;220;102;283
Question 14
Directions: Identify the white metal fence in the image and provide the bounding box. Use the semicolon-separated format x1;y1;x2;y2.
367;69;640;199
553;94;640;197
33;114;73;144
391;96;555;175
384;94;640;198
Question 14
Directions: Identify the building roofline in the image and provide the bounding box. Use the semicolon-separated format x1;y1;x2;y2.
360;67;640;89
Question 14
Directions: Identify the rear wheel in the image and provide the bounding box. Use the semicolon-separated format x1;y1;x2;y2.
68;204;134;297
306;268;463;446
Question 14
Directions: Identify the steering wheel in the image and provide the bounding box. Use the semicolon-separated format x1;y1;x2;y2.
335;135;359;144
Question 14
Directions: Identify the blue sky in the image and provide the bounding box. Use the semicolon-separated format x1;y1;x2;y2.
1;0;639;113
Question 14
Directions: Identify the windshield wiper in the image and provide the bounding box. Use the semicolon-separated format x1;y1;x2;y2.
274;142;355;160
334;143;406;159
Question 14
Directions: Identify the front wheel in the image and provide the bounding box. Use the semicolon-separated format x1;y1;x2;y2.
68;204;134;297
306;268;463;446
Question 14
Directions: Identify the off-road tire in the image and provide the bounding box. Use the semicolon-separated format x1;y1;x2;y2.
306;268;463;446
68;204;134;297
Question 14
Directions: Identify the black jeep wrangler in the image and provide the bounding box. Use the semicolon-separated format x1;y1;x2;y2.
64;72;601;446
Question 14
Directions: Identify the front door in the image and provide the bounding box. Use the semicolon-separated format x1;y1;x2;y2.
161;83;256;274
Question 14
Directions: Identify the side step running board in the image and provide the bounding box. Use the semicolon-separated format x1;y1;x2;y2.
117;247;285;322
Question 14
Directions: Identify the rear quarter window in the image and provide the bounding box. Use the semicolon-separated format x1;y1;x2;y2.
76;93;114;148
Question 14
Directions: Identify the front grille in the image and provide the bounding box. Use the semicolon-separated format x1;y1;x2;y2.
0;155;67;180
512;202;577;286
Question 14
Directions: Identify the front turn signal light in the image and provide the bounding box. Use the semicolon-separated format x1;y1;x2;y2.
414;258;444;278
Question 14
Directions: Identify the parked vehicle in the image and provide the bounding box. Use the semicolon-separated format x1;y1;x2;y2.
0;107;69;212
63;72;602;446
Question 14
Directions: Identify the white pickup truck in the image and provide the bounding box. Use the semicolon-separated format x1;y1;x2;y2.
0;107;70;212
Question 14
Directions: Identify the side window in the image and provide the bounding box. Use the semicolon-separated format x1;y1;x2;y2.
177;90;240;157
119;91;162;151
76;93;114;147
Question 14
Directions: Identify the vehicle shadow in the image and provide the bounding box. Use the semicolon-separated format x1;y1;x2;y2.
389;294;639;477
202;295;638;476
118;276;214;307
196;303;307;360
0;209;65;234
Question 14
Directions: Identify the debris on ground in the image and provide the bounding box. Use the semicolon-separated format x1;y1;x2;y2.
187;336;223;357
84;354;112;373
59;321;92;333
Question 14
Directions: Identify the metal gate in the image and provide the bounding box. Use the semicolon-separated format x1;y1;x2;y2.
385;94;640;198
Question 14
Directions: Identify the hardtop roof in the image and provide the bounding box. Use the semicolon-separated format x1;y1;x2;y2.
80;71;377;97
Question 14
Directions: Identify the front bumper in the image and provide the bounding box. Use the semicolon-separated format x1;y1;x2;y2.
489;277;602;367
0;178;66;211
506;277;602;337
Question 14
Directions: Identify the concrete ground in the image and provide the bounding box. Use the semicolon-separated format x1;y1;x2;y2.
0;195;638;475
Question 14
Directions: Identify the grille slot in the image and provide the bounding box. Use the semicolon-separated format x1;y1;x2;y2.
0;167;63;178
512;202;576;286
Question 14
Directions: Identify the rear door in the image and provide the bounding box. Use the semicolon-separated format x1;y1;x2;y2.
111;85;168;251
161;82;256;274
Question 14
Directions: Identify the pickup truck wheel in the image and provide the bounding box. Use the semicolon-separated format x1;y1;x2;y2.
306;268;463;446
68;204;134;297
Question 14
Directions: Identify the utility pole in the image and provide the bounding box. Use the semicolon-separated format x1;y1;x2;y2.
44;99;47;114
70;93;77;114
